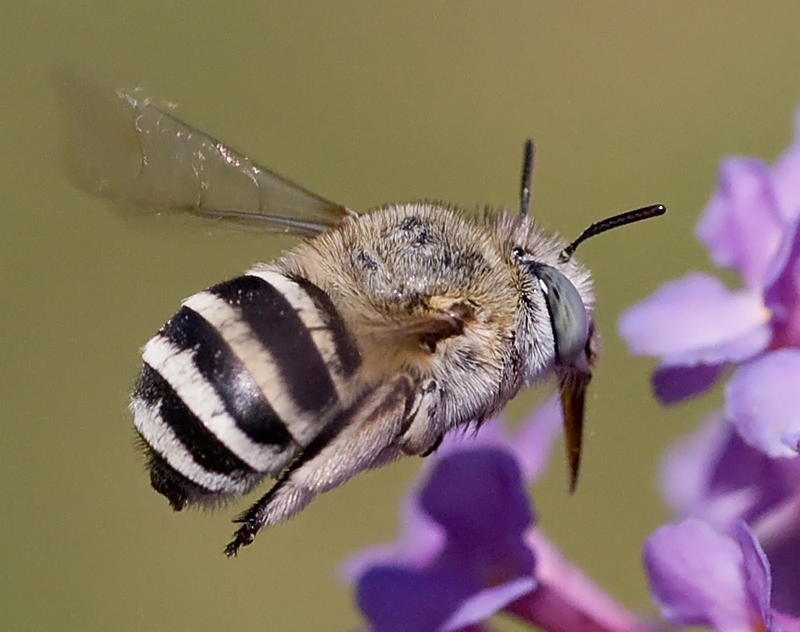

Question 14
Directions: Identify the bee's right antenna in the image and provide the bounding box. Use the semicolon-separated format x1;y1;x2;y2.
520;139;535;216
560;204;666;263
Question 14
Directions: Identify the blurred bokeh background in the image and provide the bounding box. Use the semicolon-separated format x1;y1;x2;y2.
3;2;800;631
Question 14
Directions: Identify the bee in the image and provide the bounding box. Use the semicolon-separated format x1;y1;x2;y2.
55;73;664;556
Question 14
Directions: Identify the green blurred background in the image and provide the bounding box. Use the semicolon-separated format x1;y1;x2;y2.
3;2;800;631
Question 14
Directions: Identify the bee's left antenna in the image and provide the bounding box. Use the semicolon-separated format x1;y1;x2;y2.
520;139;534;216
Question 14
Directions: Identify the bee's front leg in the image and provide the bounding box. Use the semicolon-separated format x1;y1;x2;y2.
397;379;443;457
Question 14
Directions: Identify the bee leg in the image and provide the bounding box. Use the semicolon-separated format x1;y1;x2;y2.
420;434;444;457
397;379;442;456
224;376;414;557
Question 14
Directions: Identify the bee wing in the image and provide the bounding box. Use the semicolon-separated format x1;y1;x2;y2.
54;72;355;237
225;376;415;555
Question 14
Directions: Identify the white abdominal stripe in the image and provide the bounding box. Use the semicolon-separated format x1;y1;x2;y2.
131;271;362;510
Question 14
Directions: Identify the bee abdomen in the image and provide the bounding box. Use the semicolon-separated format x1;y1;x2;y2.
131;270;362;510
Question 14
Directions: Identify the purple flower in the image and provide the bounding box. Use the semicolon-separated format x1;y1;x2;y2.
643;518;800;632
658;413;800;619
618;109;800;419
342;398;646;632
618;108;800;467
619;272;771;403
619;106;800;630
725;349;800;457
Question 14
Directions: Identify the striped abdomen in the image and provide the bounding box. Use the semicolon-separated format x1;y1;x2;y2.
131;269;361;510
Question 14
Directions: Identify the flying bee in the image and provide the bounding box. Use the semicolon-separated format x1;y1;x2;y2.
55;73;665;556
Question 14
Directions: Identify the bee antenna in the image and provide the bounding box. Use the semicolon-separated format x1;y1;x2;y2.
519;139;535;216
560;204;666;262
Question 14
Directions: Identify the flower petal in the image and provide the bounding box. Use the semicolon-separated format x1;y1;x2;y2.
659;413;759;529
775;612;800;632
758;510;800;619
619;272;771;363
419;449;532;536
420;449;536;580
658;404;800;618
696;157;784;289
440;577;537;632
356;566;475;632
643;519;750;630
358;567;534;632
764;216;800;348
725;350;800;457
652;363;725;404
734;522;775;631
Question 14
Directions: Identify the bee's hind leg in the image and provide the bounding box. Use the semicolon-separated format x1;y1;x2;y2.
224;485;289;557
224;377;414;557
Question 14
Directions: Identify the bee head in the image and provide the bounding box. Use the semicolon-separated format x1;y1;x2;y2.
512;140;666;491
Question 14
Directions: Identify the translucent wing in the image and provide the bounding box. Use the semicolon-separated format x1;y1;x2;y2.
54;72;356;236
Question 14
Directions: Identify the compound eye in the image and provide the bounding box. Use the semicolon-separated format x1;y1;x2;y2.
531;264;589;366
